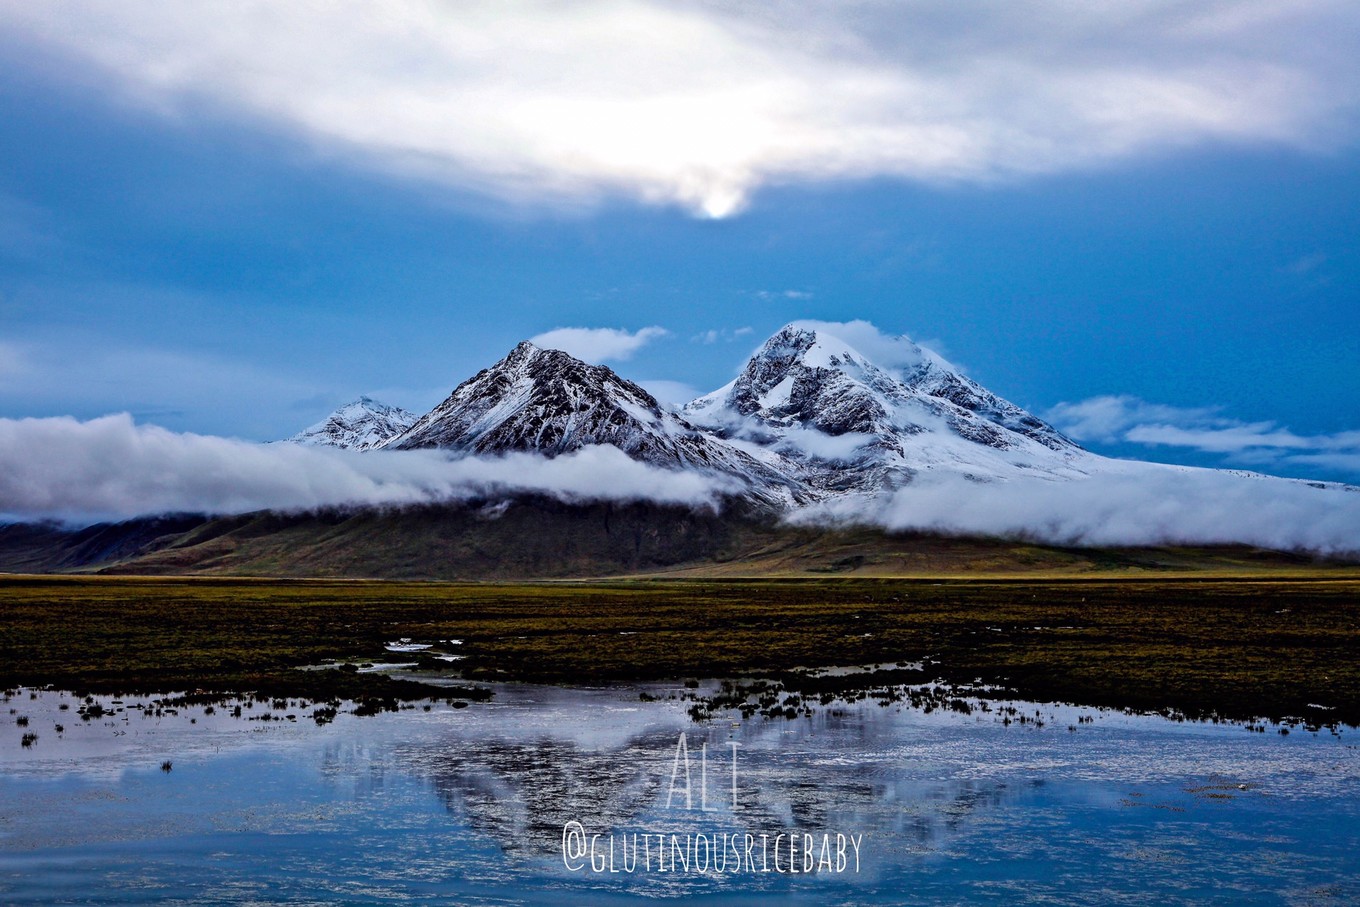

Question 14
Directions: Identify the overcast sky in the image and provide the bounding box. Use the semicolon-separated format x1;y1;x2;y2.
0;0;1357;482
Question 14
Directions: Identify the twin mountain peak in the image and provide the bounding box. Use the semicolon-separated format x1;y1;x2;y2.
287;323;1088;502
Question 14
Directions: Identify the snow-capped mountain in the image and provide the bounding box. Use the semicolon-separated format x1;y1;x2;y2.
286;396;418;451
284;326;1100;503
288;323;1349;517
683;322;1091;493
383;341;808;505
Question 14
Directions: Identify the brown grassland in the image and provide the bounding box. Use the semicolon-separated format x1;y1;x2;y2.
1;572;1357;726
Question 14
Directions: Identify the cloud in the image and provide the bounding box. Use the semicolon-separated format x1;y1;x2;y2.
4;413;1356;555
1123;422;1313;453
1045;395;1224;445
637;379;699;407
0;335;325;440
1285;452;1360;475
794;466;1360;555
775;428;874;463
2;1;1355;217
784;319;951;372
691;327;754;345
1046;394;1360;477
0;414;737;524
528;326;668;363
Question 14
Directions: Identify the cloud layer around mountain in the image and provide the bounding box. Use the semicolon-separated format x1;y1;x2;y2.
2;1;1355;216
796;467;1360;556
0;414;737;523
3;412;1356;555
1047;394;1360;479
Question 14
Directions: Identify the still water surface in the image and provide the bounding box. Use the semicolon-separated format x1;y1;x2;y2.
2;684;1357;904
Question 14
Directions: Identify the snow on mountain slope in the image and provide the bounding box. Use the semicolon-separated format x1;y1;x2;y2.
383;341;808;506
684;321;1091;493
286;396;418;451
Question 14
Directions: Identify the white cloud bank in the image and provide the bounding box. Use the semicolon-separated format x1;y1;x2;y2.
0;414;736;524
1;1;1355;216
1047;395;1360;478
795;467;1360;556
528;326;668;363
3;414;1356;555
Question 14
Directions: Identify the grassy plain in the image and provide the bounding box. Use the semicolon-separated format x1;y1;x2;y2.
1;573;1357;725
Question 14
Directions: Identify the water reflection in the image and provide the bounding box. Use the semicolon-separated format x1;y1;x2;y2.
2;684;1359;904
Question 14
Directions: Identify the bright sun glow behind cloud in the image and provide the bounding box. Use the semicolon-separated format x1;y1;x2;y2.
1;0;1355;217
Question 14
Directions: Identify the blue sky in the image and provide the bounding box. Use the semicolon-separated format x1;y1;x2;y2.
0;1;1357;482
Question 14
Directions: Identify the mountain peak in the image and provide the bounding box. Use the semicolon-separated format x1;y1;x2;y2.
715;322;936;430
287;397;418;451
684;321;1082;492
775;320;944;370
388;342;653;455
506;339;543;360
384;342;808;505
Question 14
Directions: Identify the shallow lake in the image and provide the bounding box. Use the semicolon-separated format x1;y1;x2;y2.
2;683;1358;904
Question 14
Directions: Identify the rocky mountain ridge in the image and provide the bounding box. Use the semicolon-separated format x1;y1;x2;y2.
289;323;1090;504
682;322;1088;493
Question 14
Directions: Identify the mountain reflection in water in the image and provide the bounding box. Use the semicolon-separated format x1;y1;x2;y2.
2;683;1358;904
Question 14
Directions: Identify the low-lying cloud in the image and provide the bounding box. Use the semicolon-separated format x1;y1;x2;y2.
794;466;1360;556
0;414;737;524
2;1;1355;217
1047;394;1360;480
4;414;1357;555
